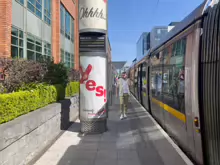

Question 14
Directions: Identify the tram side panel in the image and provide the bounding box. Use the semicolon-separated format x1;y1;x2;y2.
151;38;189;154
148;36;188;157
148;27;203;165
185;27;203;165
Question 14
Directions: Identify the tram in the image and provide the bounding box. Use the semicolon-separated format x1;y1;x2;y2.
128;1;220;165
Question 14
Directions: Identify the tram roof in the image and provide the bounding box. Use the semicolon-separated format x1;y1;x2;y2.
150;1;206;53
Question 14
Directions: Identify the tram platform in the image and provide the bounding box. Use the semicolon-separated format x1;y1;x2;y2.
32;95;193;165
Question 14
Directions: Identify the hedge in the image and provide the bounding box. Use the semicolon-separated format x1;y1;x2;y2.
0;82;79;124
0;84;58;124
65;82;79;97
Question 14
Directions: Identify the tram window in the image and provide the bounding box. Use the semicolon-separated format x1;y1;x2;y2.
163;48;169;64
162;38;186;114
151;68;163;101
134;69;138;83
142;63;147;89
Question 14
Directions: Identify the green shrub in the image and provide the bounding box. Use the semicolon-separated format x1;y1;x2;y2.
43;62;68;87
18;83;65;101
65;82;79;97
0;84;58;124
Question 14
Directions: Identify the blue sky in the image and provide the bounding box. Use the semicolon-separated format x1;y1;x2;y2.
108;0;204;63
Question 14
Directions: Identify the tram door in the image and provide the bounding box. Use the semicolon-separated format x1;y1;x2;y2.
141;63;150;111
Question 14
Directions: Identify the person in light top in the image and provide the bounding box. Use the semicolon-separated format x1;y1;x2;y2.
116;72;130;120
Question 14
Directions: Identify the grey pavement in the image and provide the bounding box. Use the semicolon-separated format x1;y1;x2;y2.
33;95;193;165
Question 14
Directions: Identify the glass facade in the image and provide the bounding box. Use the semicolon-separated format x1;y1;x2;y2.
60;4;74;42
60;3;75;69
27;0;42;19
150;27;168;49
61;49;74;69
136;32;150;61
12;0;75;69
27;33;42;60
44;0;51;25
26;33;51;61
26;0;51;25
11;26;24;59
15;0;24;5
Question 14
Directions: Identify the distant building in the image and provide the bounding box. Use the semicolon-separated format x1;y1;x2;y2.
136;32;150;61
0;0;79;69
168;22;179;32
150;26;168;49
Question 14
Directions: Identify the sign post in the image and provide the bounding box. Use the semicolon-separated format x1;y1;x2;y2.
79;0;108;133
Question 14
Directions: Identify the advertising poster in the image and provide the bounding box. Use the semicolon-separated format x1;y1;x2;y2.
80;56;107;120
79;0;107;31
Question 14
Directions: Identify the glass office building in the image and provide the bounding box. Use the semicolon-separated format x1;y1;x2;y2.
150;26;168;49
136;32;150;61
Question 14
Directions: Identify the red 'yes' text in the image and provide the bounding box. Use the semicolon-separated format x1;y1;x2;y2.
86;80;106;102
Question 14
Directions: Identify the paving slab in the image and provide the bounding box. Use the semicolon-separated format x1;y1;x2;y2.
33;95;193;165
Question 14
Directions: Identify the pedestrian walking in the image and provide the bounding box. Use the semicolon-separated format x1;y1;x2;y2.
116;72;130;120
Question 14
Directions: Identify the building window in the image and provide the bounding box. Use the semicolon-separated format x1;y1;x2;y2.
61;49;65;63
27;33;42;61
65;11;71;40
60;4;65;34
65;51;71;68
71;53;74;68
11;26;24;59
44;0;51;25
27;0;42;19
15;0;24;5
157;29;161;34
60;3;74;42
71;18;74;42
61;51;74;68
43;41;51;61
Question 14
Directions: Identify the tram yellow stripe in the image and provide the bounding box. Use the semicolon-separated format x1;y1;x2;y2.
152;98;186;123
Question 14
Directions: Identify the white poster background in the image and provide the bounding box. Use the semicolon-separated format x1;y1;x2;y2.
80;56;107;119
79;0;107;31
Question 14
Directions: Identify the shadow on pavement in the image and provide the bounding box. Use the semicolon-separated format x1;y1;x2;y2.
54;97;173;165
59;99;79;131
35;95;189;165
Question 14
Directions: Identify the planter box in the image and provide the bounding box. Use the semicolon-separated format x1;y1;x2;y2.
0;94;79;165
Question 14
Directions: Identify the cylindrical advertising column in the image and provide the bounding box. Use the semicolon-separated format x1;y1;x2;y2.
79;0;108;134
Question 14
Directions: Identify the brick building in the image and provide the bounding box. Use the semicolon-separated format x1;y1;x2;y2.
0;0;79;69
